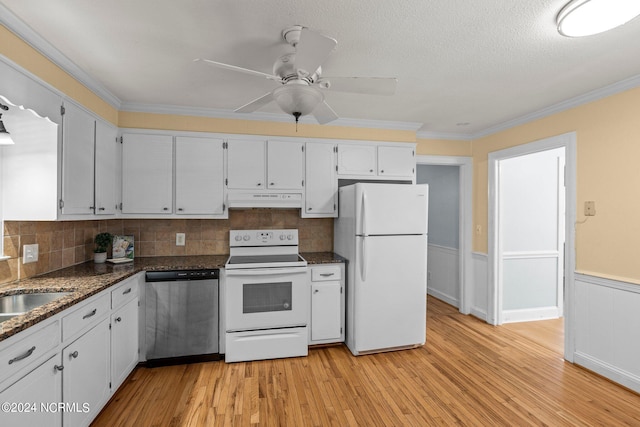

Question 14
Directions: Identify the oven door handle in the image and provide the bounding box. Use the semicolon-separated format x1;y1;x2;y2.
225;267;306;276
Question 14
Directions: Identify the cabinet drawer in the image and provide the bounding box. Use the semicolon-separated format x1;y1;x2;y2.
111;280;138;309
0;320;59;381
62;293;110;341
311;266;342;282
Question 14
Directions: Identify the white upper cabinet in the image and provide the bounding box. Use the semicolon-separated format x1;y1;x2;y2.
175;136;225;215
227;139;266;189
61;102;96;215
94;119;118;215
61;101;119;217
304;142;337;217
122;133;173;214
227;139;304;190
377;145;415;178
337;144;376;176
267;140;304;190
337;142;416;181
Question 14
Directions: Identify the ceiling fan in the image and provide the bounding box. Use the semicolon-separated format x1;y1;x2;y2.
195;25;397;125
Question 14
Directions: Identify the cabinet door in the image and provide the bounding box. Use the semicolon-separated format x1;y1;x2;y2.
63;318;110;427
311;281;342;341
227;139;265;189
61;102;95;215
267;140;304;189
122;133;173;214
378;145;415;178
304;142;337;217
337;144;376;176
175;137;225;214
111;298;139;392
0;354;62;427
94;120;117;215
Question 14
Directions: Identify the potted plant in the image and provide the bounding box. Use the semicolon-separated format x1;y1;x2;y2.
94;232;113;263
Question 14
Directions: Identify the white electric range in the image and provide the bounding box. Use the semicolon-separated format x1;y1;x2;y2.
223;229;309;363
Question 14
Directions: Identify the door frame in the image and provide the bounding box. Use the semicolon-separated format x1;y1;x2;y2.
416;155;473;315
488;132;576;361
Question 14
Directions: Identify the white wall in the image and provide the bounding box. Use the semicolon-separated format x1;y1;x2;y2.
416;165;459;249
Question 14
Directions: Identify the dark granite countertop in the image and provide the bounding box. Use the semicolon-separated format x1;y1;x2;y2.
0;253;345;342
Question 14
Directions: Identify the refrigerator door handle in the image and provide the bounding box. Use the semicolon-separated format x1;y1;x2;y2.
360;236;367;281
361;189;368;236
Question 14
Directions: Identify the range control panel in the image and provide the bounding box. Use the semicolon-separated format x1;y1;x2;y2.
229;229;299;247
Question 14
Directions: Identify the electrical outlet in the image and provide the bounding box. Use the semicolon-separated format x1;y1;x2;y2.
176;233;186;246
23;244;39;264
585;201;596;216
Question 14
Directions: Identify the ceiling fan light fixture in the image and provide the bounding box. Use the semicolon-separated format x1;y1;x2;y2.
272;83;323;119
0;104;14;145
557;0;640;37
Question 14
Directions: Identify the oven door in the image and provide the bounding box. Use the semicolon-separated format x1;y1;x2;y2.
225;267;308;332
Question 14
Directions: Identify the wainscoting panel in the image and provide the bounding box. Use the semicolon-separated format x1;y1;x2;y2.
427;244;459;307
574;273;640;393
471;252;488;321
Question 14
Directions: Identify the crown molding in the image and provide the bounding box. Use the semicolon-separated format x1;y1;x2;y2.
120;102;424;131
0;4;122;109
416;130;473;141
471;73;640;139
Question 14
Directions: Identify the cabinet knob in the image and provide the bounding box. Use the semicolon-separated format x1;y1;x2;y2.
70;351;79;359
257;183;262;187
369;169;373;172
314;289;319;294
89;206;95;210
178;208;184;211
163;207;169;211
99;207;105;211
308;207;312;211
115;317;122;322
380;170;384;173
54;365;64;372
270;182;275;186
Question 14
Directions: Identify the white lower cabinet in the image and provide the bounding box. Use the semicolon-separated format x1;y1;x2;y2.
0;354;62;427
0;272;143;427
309;264;345;345
62;318;111;427
111;298;139;391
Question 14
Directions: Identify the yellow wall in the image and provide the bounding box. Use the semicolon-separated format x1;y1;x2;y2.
0;25;118;125
473;86;640;283
416;138;472;157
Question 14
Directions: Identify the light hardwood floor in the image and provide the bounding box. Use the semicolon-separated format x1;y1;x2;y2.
92;298;640;426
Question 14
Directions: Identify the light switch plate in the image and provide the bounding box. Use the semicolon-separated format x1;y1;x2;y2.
176;233;186;246
23;244;39;264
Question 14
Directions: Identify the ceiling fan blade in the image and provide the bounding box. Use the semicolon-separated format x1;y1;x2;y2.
194;58;281;82
234;92;274;113
318;76;397;96
294;28;337;78
312;100;339;125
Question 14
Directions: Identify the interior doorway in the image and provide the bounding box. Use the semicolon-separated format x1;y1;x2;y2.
416;155;473;315
488;132;577;361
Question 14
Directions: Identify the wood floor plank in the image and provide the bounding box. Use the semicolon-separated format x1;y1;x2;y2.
92;297;640;426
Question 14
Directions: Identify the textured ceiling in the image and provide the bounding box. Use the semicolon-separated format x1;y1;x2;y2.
2;0;640;137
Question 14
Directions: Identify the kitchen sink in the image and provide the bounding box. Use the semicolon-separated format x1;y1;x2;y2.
0;292;72;323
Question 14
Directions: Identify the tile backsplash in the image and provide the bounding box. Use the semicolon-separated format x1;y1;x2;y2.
1;209;332;285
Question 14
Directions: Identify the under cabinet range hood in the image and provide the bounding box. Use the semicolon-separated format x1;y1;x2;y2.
227;191;303;209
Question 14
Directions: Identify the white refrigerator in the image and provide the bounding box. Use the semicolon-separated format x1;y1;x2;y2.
334;183;428;356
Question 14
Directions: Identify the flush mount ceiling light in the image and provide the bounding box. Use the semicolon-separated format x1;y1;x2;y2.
557;0;640;37
0;103;15;145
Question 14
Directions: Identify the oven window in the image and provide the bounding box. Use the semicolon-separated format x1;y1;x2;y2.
243;281;292;313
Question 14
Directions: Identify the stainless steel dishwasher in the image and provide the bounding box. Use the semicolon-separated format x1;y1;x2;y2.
145;269;220;367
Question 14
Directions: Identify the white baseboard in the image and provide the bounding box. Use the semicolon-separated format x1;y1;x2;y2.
574;352;640;394
427;288;458;308
502;306;560;323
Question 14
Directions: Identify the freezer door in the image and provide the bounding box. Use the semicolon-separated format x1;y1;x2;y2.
355;183;428;235
350;234;427;354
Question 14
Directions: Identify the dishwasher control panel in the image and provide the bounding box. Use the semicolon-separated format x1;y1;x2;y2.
145;269;219;282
